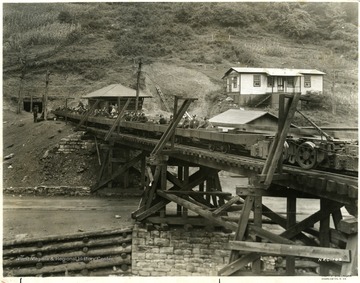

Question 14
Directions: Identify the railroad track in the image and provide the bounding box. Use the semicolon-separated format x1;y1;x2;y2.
3;227;133;277
85;126;358;205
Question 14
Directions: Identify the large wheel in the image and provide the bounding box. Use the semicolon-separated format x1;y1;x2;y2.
296;141;317;169
219;144;230;153
208;143;215;152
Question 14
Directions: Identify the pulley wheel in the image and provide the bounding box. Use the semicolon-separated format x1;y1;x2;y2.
296;142;317;169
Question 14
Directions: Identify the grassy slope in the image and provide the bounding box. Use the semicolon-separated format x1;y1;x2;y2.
2;3;358;127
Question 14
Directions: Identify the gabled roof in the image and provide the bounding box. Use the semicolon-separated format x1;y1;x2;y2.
209;109;278;125
223;67;325;78
83;84;152;98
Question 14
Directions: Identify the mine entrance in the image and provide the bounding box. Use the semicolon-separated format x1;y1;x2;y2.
23;100;43;113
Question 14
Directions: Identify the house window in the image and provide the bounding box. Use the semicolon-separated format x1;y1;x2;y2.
267;77;274;87
287;77;294;87
232;77;237;88
253;75;261;87
304;75;311;88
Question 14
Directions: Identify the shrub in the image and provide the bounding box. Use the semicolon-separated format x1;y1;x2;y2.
58;11;73;23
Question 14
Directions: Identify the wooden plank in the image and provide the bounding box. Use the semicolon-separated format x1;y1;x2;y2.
227;241;350;262
157;190;238;231
3;227;132;247
12;256;131;276
338;217;358;234
340;234;358;275
4;246;131;267
162;190;231;196
145;216;225;227
212;195;241;216
4;236;131;256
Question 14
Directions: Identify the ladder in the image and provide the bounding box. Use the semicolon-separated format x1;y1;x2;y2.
155;86;172;113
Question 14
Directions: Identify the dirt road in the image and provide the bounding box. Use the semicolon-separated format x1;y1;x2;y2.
2;195;140;241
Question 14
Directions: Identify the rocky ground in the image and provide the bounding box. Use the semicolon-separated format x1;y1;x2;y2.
2;108;100;188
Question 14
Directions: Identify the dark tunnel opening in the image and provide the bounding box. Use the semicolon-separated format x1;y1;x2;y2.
23;101;43;113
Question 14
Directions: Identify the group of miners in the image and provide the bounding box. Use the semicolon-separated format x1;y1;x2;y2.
57;101;212;129
158;114;212;129
124;111;148;123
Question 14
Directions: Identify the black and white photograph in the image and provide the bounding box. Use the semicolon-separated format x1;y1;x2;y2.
2;0;358;280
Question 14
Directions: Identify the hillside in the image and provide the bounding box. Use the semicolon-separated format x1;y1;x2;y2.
2;2;358;188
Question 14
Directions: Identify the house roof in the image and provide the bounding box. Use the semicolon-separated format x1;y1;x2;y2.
82;84;152;99
209;109;278;125
223;67;325;78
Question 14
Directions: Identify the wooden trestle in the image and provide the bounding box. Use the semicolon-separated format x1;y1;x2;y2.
56;94;358;276
131;93;357;276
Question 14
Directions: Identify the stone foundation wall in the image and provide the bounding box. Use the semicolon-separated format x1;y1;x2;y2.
131;224;234;276
57;132;95;154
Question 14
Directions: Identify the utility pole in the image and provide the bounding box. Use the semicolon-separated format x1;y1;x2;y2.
331;70;338;115
17;58;26;114
43;68;50;120
135;59;142;113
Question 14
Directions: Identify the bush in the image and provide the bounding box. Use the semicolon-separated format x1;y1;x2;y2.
58;11;73;23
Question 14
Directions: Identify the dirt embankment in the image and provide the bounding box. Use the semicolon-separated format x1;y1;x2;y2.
2;109;99;188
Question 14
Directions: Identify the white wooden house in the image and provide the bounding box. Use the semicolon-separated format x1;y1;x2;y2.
223;67;325;107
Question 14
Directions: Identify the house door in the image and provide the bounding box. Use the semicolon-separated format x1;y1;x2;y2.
277;77;284;92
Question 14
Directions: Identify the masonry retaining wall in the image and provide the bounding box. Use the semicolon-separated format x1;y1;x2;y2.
131;224;234;276
57;132;95;153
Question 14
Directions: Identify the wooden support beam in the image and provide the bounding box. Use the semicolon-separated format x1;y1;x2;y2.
107;141;114;188
280;202;343;239
75;99;100;131
134;168;212;221
140;155;146;189
229;196;254;263
91;152;145;192
212;195;241;217
104;98;130;141
151;98;195;155
161;190;231;196
319;199;331;276
261;92;301;187
145;166;162;209
227;241;350;262
97;148;109;183
286;196;296;275
252;196;262;274
218;253;260;276
157;190;238;231
247;225;294;245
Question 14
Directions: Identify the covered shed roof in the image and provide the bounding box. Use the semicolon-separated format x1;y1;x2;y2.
82;84;152;99
223;67;325;78
209;109;278;125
